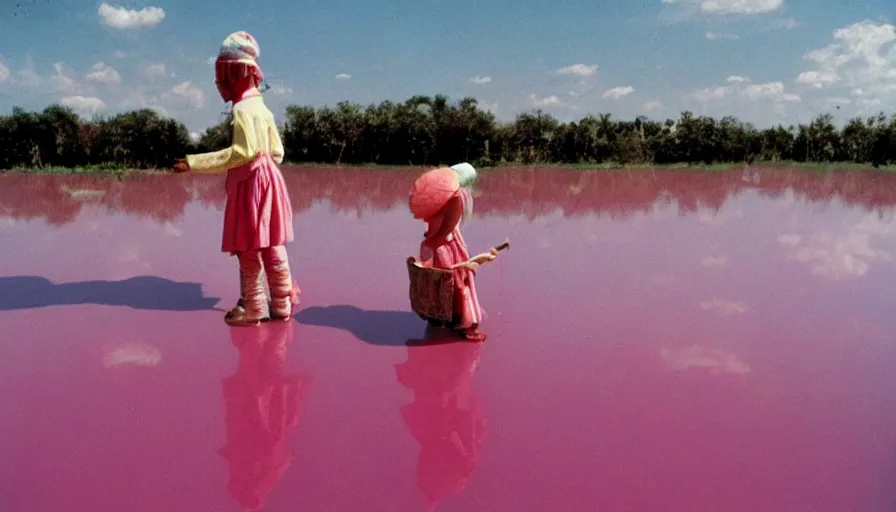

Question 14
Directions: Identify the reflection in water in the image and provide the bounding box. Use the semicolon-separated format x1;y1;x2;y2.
396;329;486;511
220;322;311;511
102;342;162;368
660;345;751;375
4;167;896;224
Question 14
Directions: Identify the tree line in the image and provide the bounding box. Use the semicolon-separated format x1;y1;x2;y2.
1;95;895;170
3;167;894;226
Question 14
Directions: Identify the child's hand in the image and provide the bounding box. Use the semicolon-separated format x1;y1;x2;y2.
172;160;190;173
452;261;480;272
471;249;498;264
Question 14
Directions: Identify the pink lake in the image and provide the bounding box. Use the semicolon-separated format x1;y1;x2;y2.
1;167;896;511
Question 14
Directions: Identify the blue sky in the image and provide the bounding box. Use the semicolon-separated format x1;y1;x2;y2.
0;0;893;134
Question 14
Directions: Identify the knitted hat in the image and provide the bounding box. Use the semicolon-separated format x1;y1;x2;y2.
218;31;261;66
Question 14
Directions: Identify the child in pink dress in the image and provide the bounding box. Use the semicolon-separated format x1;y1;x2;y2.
409;167;498;342
174;31;298;326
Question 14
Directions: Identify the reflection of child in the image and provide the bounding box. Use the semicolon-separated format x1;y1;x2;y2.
409;167;498;341
395;337;486;511
173;31;298;325
220;321;308;511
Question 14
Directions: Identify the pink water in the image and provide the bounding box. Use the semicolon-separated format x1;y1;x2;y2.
1;167;896;511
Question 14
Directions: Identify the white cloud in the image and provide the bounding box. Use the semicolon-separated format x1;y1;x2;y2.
143;62;166;78
528;94;566;107
164;81;204;109
51;63;76;92
98;3;166;29
743;82;800;102
691;86;730;102
0;61;9;82
335;73;352;80
795;70;839;88
663;0;782;14
644;100;663;111
470;75;492;85
768;17;801;30
61;96;107;117
86;62;121;85
699;0;782;14
794;20;896;108
189;132;201;143
268;85;293;96
17;56;40;87
114;50;127;59
690;79;800;104
706;31;740;41
602;86;635;99
555;63;599;77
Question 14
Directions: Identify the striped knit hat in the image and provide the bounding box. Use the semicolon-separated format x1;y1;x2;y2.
218;31;261;67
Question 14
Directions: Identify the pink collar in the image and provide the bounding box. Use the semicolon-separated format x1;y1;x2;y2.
233;89;261;105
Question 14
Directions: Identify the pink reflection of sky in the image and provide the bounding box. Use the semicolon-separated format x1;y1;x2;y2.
1;169;896;511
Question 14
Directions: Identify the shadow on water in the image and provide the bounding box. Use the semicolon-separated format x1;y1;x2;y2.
294;305;428;347
0;275;220;311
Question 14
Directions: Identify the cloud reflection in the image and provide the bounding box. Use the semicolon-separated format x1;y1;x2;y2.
102;342;162;368
661;345;751;375
780;213;895;280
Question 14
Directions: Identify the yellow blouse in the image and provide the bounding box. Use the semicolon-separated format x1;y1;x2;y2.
186;95;285;173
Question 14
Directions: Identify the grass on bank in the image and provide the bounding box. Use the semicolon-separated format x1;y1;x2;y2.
2;160;895;175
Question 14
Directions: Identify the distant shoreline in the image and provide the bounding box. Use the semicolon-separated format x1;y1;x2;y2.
3;160;895;175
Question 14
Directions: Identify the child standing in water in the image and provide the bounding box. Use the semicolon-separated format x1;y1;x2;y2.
174;31;298;326
409;166;499;341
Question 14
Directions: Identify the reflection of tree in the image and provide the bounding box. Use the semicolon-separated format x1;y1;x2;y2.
3;167;896;226
220;321;311;511
396;335;486;512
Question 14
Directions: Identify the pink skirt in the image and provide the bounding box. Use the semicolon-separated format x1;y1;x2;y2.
222;154;294;254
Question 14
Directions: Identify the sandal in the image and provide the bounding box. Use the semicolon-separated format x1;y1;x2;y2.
224;300;269;326
463;329;488;342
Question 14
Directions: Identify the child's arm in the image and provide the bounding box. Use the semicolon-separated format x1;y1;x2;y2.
185;111;257;173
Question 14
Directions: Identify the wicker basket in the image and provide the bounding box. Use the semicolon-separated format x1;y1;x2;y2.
406;256;455;324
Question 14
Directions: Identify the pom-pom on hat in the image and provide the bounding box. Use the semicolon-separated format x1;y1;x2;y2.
449;162;477;187
409;168;460;220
